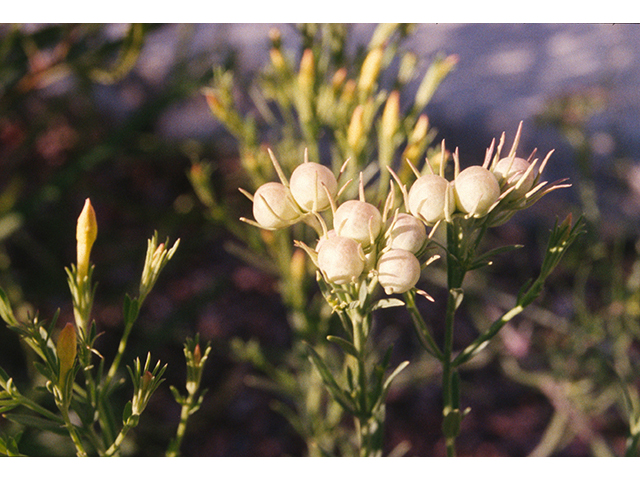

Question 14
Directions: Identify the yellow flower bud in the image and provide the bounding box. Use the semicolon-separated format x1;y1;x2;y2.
76;198;97;280
203;89;227;122
270;48;287;74
358;47;384;96
298;48;315;95
381;91;400;141
57;323;77;383
347;105;365;153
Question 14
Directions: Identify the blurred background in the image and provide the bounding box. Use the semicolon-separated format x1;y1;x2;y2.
1;23;640;456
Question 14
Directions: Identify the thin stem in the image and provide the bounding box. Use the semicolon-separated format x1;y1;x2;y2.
105;417;136;457
104;321;134;387
60;405;88;457
441;221;467;457
166;394;196;457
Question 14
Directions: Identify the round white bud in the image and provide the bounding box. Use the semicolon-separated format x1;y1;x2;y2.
387;213;427;254
252;182;300;229
333;200;382;247
377;249;421;295
453;165;500;216
317;235;365;284
289;162;338;212
407;174;453;225
493;157;536;198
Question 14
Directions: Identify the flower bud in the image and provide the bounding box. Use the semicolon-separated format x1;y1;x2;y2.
387;213;427;254
453;165;500;216
493;157;536;197
317;235;365;284
333;200;382;247
407;174;453;225
377;249;421;294
57;323;77;383
252;182;300;229
289;162;338;212
358;47;384;96
347;105;365;153
76;198;97;280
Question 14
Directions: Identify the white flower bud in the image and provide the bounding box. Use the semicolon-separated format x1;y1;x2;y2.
377;249;421;294
333;200;382;247
407;174;453;225
493;157;536;198
289;162;338;212
317;235;365;284
453;165;500;216
387;213;427;254
252;182;300;229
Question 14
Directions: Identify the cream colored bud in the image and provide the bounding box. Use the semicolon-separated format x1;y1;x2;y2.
387;213;427;254
289;162;338;212
493;157;536;197
333;200;382;247
377;249;421;295
454;166;500;216
252;182;299;229
76;198;97;280
317;235;365;284
407;174;453;225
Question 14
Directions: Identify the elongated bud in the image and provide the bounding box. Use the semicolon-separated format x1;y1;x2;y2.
290;248;307;284
409;114;429;144
381;91;400;141
76;198;97;280
270;48;287;73
331;68;348;92
347;105;365;152
203;89;227;122
340;79;357;105
57;323;77;383
193;344;202;367
358;47;384;96
298;48;315;94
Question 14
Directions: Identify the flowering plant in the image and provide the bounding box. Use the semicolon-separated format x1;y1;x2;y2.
241;122;582;455
0;199;208;456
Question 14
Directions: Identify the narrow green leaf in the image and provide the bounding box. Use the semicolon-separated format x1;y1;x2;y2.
383;360;409;394
305;343;355;414
326;335;358;358
3;413;66;435
370;298;405;311
122;401;133;423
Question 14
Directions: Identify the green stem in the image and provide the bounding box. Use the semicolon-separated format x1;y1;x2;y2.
166;395;195;457
441;221;467;457
60;405;88;457
350;308;383;457
105;419;134;457
104;321;134;387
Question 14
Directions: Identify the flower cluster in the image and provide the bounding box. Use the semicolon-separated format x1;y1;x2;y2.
241;124;568;298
